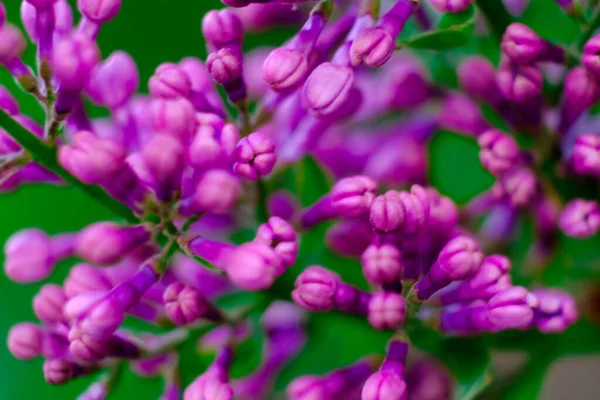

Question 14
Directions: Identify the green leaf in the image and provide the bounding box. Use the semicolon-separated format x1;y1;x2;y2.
408;319;491;400
294;156;333;207
397;5;476;50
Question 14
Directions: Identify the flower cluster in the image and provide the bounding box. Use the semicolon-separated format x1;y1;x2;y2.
0;0;594;398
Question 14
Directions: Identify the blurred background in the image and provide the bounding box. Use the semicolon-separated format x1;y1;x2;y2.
1;0;600;398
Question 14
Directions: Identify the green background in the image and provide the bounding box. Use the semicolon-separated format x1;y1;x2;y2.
1;0;599;399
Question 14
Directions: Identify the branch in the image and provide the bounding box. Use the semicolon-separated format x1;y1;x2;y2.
475;0;514;40
0;109;138;224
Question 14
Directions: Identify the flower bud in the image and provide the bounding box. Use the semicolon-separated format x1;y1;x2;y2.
184;374;234;400
148;62;192;99
501;23;563;64
4;229;54;283
77;0;122;23
414;236;484;300
560;66;600;132
262;48;308;92
163;283;220;325
207;48;242;84
234;131;276;180
486;286;537;331
225;243;281;291
52;33;100;90
63;264;113;298
370;190;427;234
0;24;26;66
188;126;225;169
369;191;405;233
571;134;600;177
7;323;43;360
86;51;139;108
255;217;298;268
531;289;578;333
141;133;186;201
151;97;197;142
559;199;600;238
186;169;240;215
438;93;489;136
76;223;150;265
406;360;453;400
362;371;407;400
458;56;497;100
425;188;459;235
44;359;80;385
292;266;339;311
500;167;538;207
368;292;407;330
583;34;600;79
361;243;403;284
350;27;394;67
478;129;521;176
326;219;374;258
59;131;127;184
302;62;354;119
33;284;67;323
429;0;474;13
202;9;243;48
331;175;377;218
286;376;326;400
496;59;542;105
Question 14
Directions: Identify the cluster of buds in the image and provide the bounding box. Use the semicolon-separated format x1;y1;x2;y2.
0;0;593;398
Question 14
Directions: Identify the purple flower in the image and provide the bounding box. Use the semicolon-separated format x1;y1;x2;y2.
255;216;298;267
225;242;282;291
332;175;376;215
458;56;498;101
501;23;564;64
184;347;234;400
0;24;28;71
559;198;600;238
78;0;121;22
43;358;89;385
571;134;600;177
7;323;43;360
326;218;374;257
559;66;600;134
4;229;75;283
163;282;221;325
369;189;427;234
302;62;354;119
76;222;150;265
0;85;19;115
498;167;538;207
202;9;244;50
486;286;538;331
368;292;406;330
531;289;578;333
350;27;394;68
361;243;403;284
496;58;543;106
440;254;512;304
68;325;139;361
292;266;339;311
438;93;490;136
151;97;197;142
86;51;139;109
207;48;247;103
59;130;127;184
33;284;67;323
413;236;484;300
363;339;409;400
141;134;186;201
478;129;521;177
263;48;309;92
182;169;240;215
234;131;276;180
149;62;192;99
582;34;600;79
425;188;459;236
63;264;113;298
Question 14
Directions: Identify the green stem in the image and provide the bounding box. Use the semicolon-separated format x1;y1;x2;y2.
0;109;138;223
579;5;600;48
475;0;514;40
